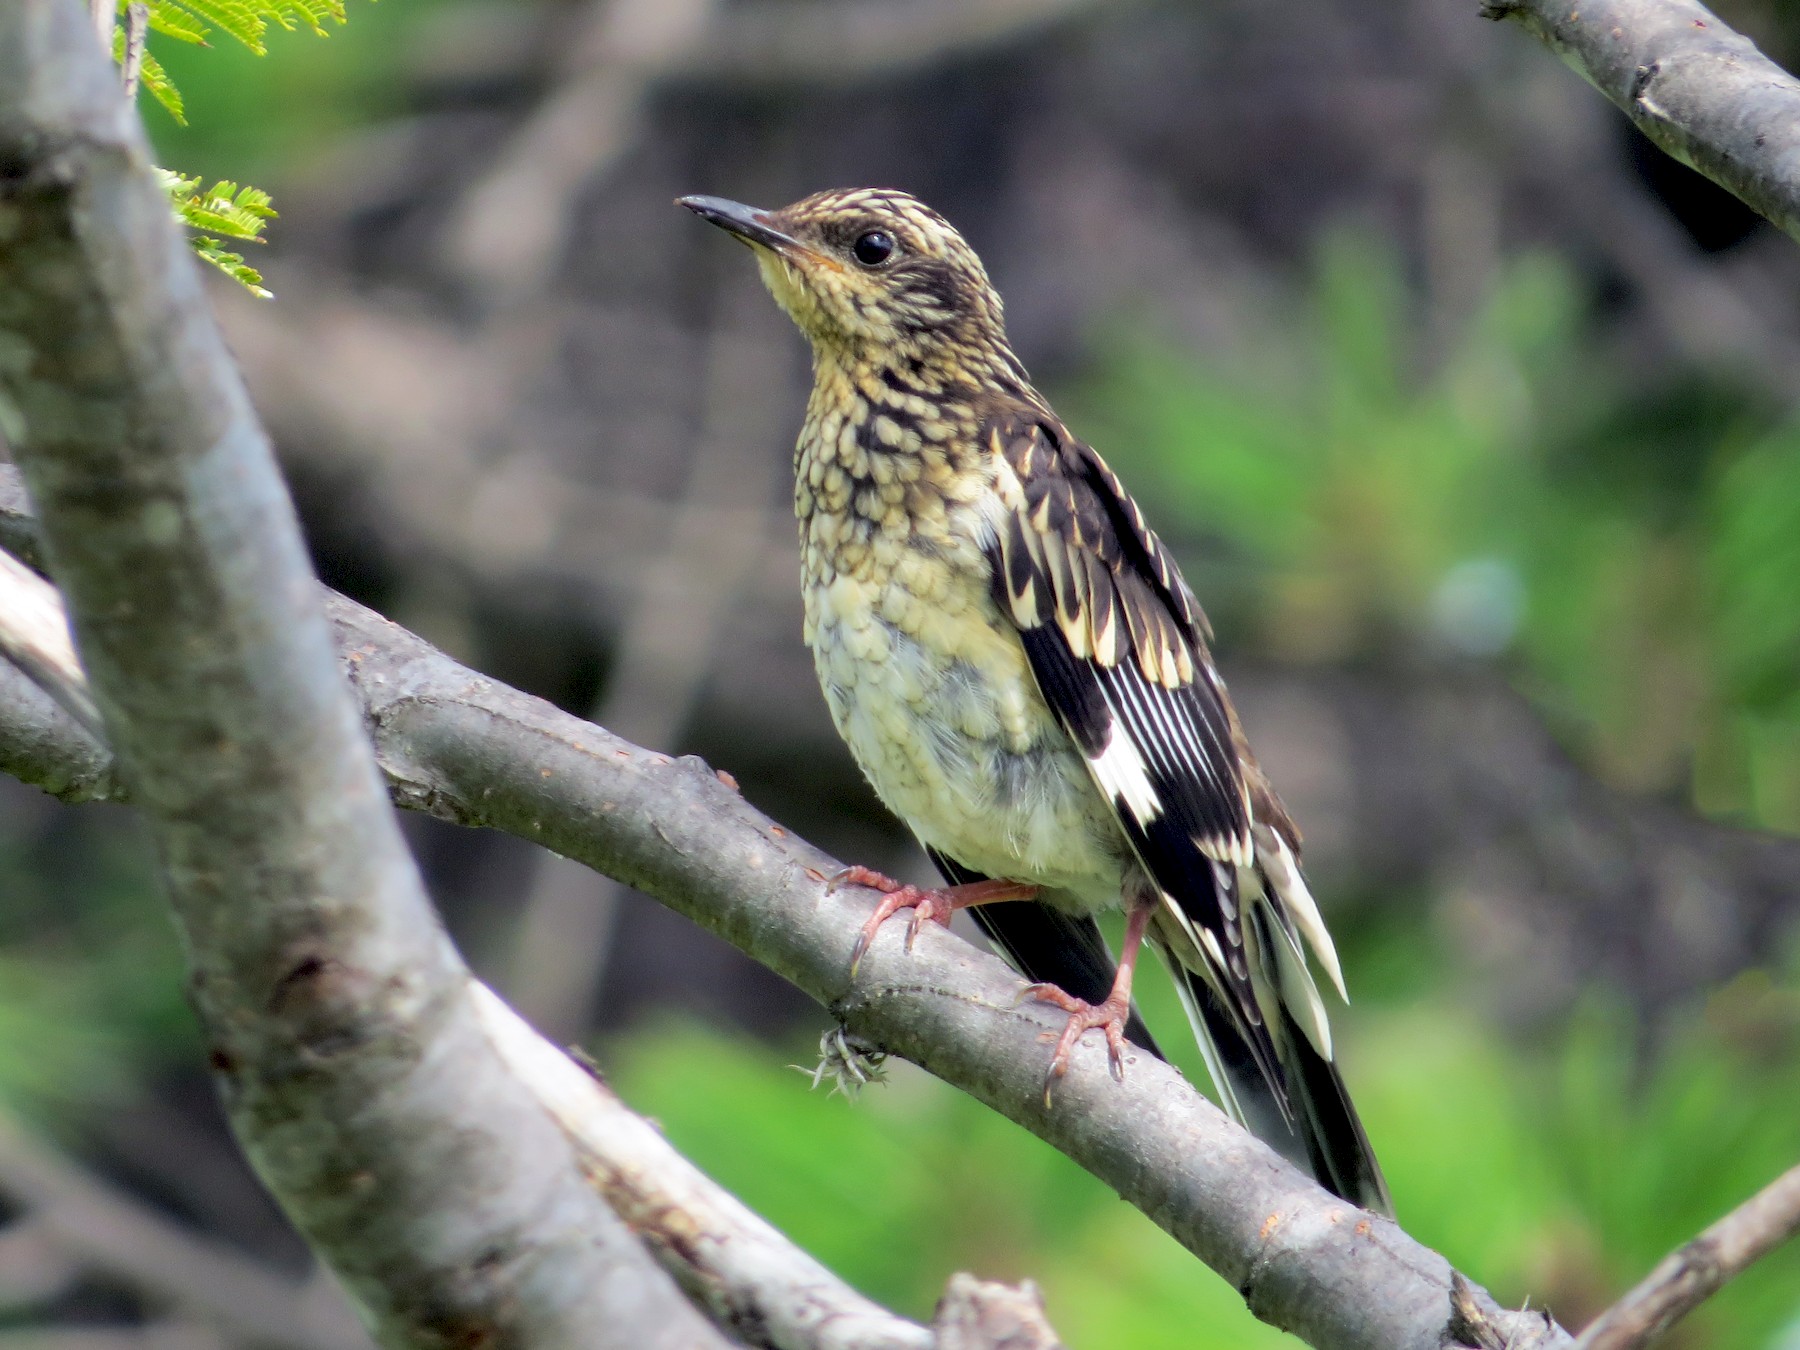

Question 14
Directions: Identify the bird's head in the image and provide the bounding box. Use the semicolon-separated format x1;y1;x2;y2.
679;188;1012;371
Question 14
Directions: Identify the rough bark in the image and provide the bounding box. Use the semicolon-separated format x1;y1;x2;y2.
0;5;725;1346
0;495;1570;1350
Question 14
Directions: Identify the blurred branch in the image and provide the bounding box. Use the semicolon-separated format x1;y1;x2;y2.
1483;0;1800;245
503;271;784;1037
681;0;1111;86
216;281;687;608
0;1113;372;1350
0;509;1571;1350
439;0;1112;297
440;0;719;299
0;5;726;1346
1571;1161;1800;1350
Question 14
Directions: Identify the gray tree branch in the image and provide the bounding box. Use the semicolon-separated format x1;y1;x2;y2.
471;982;1066;1350
0;5;726;1346
1483;0;1800;245
0;479;1568;1350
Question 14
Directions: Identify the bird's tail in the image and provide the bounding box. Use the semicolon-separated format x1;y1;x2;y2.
1166;961;1392;1216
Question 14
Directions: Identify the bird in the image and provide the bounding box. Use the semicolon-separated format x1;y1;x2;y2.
680;187;1392;1215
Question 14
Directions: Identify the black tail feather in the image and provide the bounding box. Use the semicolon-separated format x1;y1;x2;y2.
1175;966;1392;1216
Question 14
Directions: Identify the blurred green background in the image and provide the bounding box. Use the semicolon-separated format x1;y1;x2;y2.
4;1;1800;1346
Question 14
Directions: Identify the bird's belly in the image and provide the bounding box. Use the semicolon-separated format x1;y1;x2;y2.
806;568;1126;902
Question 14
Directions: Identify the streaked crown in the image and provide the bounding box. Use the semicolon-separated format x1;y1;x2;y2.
681;188;1011;365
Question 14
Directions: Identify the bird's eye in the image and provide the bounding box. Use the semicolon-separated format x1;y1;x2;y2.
852;230;896;266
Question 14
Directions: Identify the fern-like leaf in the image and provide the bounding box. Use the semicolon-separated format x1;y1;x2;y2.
159;172;278;297
152;0;349;55
160;172;279;243
141;0;209;44
193;238;273;299
130;42;187;123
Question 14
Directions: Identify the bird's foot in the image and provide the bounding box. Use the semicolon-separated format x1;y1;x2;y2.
1022;983;1135;1097
829;865;1036;974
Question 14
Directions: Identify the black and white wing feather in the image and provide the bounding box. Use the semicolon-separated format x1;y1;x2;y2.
984;412;1273;1057
983;409;1391;1213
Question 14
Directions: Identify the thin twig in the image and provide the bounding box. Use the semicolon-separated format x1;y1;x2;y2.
120;3;147;98
1572;1162;1800;1350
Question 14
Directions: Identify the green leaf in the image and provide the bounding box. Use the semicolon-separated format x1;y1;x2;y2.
141;0;210;44
193;238;273;299
135;48;187;124
159;172;279;243
157;171;278;298
154;0;352;56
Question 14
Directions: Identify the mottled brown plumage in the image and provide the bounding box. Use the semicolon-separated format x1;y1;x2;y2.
681;188;1391;1214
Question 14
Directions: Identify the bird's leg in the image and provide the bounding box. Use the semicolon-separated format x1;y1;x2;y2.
830;865;1037;973
1024;899;1153;1093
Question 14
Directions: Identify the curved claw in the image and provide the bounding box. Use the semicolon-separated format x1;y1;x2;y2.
1022;983;1134;1103
848;884;926;976
904;895;951;951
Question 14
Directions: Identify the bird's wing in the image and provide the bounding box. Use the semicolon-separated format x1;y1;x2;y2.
982;409;1286;1090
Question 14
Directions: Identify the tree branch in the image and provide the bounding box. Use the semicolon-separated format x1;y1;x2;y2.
0;489;1570;1350
472;982;954;1350
0;5;727;1345
1482;0;1800;245
1571;1161;1800;1350
313;597;1580;1350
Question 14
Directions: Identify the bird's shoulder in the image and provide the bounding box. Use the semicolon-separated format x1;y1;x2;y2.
980;404;1211;678
976;401;1260;865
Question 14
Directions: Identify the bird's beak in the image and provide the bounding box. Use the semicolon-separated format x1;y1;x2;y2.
677;195;804;254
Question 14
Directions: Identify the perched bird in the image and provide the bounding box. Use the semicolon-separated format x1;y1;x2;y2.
680;188;1391;1214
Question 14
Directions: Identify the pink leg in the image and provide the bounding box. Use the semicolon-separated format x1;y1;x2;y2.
1024;900;1152;1094
829;865;1038;974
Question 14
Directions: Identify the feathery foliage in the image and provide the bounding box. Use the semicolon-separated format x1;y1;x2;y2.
109;0;364;293
157;172;278;297
136;0;349;56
